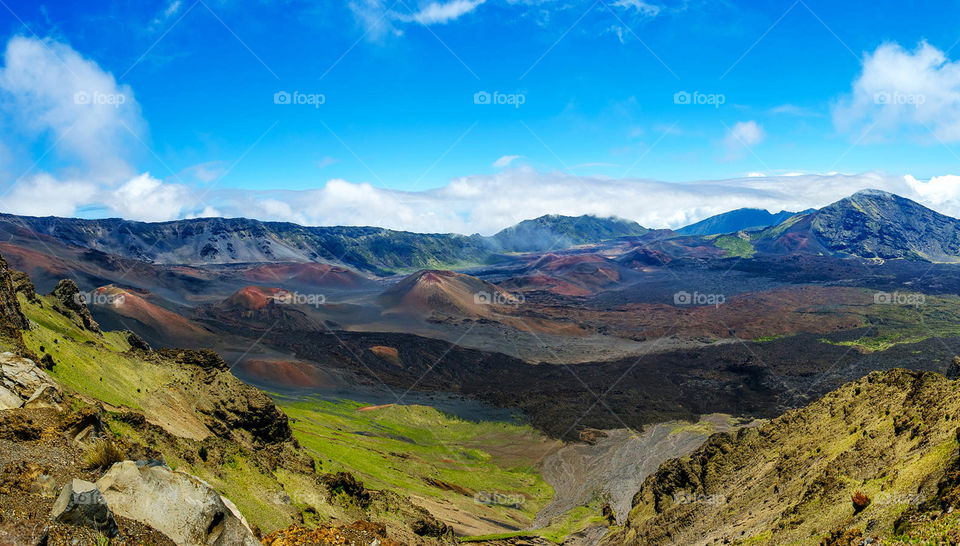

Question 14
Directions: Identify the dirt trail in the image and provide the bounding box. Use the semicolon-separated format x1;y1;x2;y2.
535;414;753;527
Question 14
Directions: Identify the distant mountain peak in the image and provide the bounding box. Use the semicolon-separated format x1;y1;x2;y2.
850;188;896;199
753;190;960;262
677;208;800;236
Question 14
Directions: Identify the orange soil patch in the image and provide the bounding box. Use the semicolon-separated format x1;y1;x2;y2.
243;263;367;288
94;285;210;340
356;404;394;412
369;345;401;365
236;359;329;389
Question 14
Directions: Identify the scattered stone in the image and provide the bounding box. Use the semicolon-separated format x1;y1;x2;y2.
0;461;45;495
59;407;105;445
578;428;609;445
97;461;259;546
49;479;118;537
0;520;49;546
30;475;58;498
262;522;404;546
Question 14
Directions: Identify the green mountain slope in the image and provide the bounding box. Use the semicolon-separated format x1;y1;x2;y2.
491;215;648;252
754;189;960;261
605;369;960;545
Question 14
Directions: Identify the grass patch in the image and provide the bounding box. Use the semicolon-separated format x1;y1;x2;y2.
714;235;756;258
279;397;556;528
20;294;174;409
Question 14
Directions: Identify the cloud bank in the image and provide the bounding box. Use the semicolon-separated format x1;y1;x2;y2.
185;169;960;235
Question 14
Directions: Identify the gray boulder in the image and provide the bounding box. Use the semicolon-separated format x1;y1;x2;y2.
97;461;259;546
24;383;62;410
0;353;61;410
50;479;118;537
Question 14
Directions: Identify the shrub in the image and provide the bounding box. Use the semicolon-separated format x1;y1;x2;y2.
852;491;871;514
84;439;123;470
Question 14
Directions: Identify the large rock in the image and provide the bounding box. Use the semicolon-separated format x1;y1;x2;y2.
0;352;61;409
97;461;259;546
0;384;21;410
0;254;29;332
24;383;63;410
50;279;101;334
50;479;118;537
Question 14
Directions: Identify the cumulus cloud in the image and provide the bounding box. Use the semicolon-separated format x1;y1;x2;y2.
833;41;960;142
723;121;765;160
109;173;191;222
0;36;190;221
0;35;142;179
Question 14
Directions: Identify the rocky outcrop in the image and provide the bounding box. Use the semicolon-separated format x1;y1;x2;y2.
9;269;39;304
50;479;119;537
126;331;152;352
158;349;293;445
0;352;61;410
0;254;28;332
50;279;101;334
97;461;259;546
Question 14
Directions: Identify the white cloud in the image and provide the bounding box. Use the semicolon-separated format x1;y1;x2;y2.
109;173;191;222
723;120;765;160
349;0;484;40
401;0;486;24
3;173;98;217
833;41;960;142
348;0;403;41
612;0;661;17
493;155;521;168
0;35;143;180
316;156;340;169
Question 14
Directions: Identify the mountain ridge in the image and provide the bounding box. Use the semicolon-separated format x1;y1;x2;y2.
677;208;804;235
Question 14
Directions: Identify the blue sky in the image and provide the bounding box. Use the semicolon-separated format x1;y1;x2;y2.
1;0;960;233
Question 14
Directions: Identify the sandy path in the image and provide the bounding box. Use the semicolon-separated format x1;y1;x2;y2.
535;414;750;527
